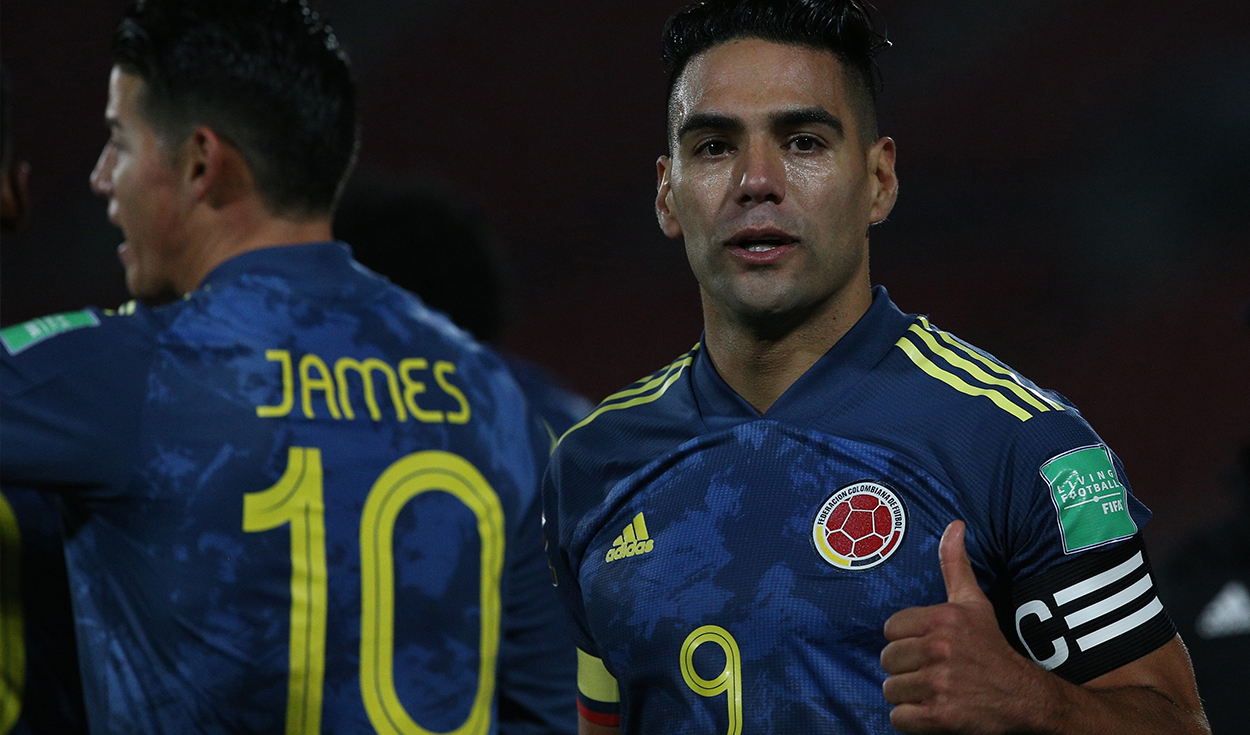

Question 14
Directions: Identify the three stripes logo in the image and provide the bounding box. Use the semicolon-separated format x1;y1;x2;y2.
1012;539;1172;683
605;513;653;563
895;317;1064;422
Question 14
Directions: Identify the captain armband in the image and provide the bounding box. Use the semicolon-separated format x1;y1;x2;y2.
1007;535;1176;684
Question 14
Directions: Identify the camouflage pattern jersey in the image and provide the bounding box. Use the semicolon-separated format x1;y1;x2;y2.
544;286;1176;734
0;242;575;735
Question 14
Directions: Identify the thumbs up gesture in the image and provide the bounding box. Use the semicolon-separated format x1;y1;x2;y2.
881;521;1060;734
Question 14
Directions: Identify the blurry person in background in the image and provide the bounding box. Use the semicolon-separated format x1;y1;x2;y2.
0;66;30;233
0;1;574;733
1158;309;1250;735
334;177;594;440
0;62;90;735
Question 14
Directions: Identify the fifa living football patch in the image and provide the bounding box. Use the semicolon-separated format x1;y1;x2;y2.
1040;445;1137;554
1;310;100;355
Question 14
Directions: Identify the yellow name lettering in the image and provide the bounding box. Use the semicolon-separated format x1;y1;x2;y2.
335;358;406;422
256;351;471;425
399;358;444;423
434;360;471;425
300;354;342;420
257;350;295;418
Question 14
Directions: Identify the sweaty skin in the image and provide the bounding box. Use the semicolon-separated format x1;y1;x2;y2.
656;38;896;414
566;35;1210;735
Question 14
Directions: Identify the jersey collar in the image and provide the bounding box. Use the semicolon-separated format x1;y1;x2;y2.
691;285;916;430
197;241;354;292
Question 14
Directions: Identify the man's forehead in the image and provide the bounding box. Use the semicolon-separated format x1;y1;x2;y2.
105;66;145;117
670;38;851;128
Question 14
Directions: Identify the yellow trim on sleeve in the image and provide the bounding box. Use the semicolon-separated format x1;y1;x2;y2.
577;649;620;704
558;345;699;445
919;317;1065;412
906;324;1050;413
895;336;1033;421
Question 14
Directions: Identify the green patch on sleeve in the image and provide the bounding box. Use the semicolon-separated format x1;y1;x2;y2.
1041;444;1138;554
1;310;100;355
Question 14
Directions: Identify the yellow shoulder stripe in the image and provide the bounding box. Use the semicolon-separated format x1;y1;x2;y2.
906;324;1050;413
895;335;1033;421
558;345;699;444
577;649;620;704
918;317;1064;412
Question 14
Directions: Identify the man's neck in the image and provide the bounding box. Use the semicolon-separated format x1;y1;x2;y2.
174;206;334;295
703;285;872;414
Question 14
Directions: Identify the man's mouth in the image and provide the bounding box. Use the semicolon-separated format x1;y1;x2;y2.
725;229;799;260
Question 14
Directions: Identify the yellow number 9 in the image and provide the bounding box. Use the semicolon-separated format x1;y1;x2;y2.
680;625;742;735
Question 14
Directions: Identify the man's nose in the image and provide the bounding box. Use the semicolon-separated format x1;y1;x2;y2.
734;141;786;205
89;144;115;197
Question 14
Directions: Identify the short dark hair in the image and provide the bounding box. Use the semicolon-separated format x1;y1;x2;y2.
662;0;889;146
112;0;359;215
333;178;509;343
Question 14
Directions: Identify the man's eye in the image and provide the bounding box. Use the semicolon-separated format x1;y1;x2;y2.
789;136;822;152
697;140;729;156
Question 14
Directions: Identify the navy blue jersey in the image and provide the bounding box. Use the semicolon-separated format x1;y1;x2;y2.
0;243;575;735
0;488;87;735
544;287;1175;734
501;354;594;443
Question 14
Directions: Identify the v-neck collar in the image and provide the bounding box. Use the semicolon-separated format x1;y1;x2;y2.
691;286;914;432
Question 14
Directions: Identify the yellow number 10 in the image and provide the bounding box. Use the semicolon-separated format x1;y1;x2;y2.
244;446;504;735
680;625;743;735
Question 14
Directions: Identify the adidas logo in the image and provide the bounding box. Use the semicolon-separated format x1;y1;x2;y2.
605;513;654;563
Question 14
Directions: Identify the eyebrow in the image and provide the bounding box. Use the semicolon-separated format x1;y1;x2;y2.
676;112;743;141
770;107;844;139
675;106;845;143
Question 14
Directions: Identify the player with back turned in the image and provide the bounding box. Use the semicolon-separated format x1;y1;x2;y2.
542;1;1209;733
0;1;575;733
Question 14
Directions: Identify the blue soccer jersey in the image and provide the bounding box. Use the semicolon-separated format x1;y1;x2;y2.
501;354;594;445
0;242;575;735
544;287;1176;734
0;488;88;735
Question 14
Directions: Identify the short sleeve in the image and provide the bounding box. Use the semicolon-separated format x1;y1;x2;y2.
0;309;152;491
994;412;1176;684
541;444;622;727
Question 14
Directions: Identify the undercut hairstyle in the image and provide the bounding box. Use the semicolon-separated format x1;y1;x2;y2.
662;0;889;148
112;0;359;215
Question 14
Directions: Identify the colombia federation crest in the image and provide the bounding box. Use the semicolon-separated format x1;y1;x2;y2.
812;481;907;570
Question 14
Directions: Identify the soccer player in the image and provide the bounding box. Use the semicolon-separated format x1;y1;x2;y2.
333;179;594;439
0;1;574;733
0;63;89;735
542;1;1209;733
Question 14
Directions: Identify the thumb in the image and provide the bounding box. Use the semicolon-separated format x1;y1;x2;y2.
940;520;985;604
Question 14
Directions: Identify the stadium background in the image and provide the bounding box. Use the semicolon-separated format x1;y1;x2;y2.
2;0;1247;559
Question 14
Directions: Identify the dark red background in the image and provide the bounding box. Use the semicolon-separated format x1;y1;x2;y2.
3;0;1247;555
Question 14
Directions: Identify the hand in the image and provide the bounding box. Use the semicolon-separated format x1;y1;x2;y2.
880;521;1060;734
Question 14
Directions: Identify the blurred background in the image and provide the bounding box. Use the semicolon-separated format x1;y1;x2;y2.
2;0;1247;561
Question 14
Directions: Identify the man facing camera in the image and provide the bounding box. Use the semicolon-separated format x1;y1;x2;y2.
542;1;1208;733
0;1;574;733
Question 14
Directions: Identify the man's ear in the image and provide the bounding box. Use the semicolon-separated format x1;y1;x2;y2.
867;136;898;226
181;126;246;208
656;155;683;239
